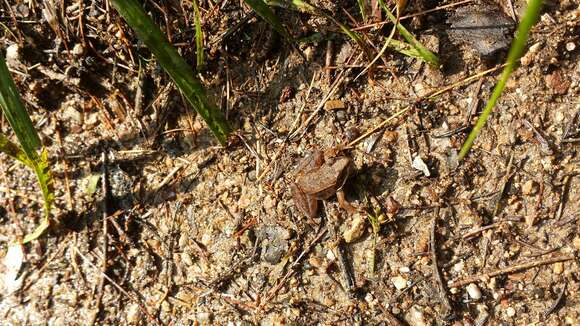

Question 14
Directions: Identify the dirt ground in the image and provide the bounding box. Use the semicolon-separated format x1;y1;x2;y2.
0;0;578;325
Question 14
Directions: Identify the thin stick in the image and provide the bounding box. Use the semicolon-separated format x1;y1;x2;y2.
55;126;73;210
348;64;505;148
352;0;474;31
431;210;454;319
448;254;576;288
92;152;110;325
74;248;159;324
543;282;567;320
262;227;327;305
256;73;318;181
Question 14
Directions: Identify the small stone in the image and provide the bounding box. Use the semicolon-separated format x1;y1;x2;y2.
343;213;366;243
263;195;276;210
467;283;482;300
412;155;431;177
196;312;213;322
522;180;539;196
565;42;576;52
453;260;465;273
506;307;516;317
5;44;20;64
324;99;346;111
392;275;408;290
258;225;291;264
405;306;428;326
521;42;541;66
72;43;84;56
447;4;514;57
413;81;430;98
326;249;336;261
553;262;564;274
573;236;580;250
399;266;411;273
126;303;141;324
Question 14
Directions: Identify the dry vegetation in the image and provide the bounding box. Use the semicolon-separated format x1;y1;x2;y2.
0;0;578;325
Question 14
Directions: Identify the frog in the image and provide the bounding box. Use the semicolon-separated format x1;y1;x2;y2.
290;150;355;219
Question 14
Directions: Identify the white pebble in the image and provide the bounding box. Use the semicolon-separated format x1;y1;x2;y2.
5;44;20;62
506;307;516;317
343;213;366;243
467;283;482;300
452;260;465;273
566;42;576;52
392;275;408;290
406;306;428;326
399;266;411;273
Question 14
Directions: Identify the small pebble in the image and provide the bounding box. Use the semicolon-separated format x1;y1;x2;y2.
399;266;411;273
573;236;580;250
506;307;516;317
522;180;539;196
405;306;428;326
72;43;84;56
412;155;431;177
565;42;576;52
343;213;366;243
5;44;20;63
467;283;482;300
453;260;465;273
196;312;213;322
392;276;408;290
553;262;564;274
126;303;141;324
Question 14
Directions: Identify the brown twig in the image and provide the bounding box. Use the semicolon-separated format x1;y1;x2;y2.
543;282;567;320
448;254;576;288
262;227;327;306
348;64;506;148
55;125;73;210
431;210;455;320
75;248;159;325
91;152;110;325
555;175;572;221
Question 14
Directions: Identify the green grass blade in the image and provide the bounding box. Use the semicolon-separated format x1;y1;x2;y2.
387;39;422;58
0;53;41;159
378;0;439;67
0;52;54;243
267;0;365;49
0;133;34;167
23;148;54;243
111;0;231;144
458;0;543;160
357;0;367;22
244;0;294;42
192;0;205;71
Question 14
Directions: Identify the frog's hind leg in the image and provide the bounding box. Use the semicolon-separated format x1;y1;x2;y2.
291;182;319;219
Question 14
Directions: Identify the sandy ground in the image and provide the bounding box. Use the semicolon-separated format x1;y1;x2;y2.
1;0;579;325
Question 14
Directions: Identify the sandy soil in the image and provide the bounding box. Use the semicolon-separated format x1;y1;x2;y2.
0;0;578;325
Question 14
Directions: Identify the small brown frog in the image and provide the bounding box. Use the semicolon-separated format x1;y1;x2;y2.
290;150;355;219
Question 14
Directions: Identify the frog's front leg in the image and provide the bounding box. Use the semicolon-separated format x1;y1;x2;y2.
336;189;356;214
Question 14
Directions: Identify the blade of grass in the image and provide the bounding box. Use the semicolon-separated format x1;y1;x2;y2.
0;52;54;243
0;133;33;167
357;0;368;22
458;0;543;160
0;53;41;158
267;0;365;46
243;0;294;42
192;0;205;71
111;0;231;144
378;0;439;67
386;39;422;59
